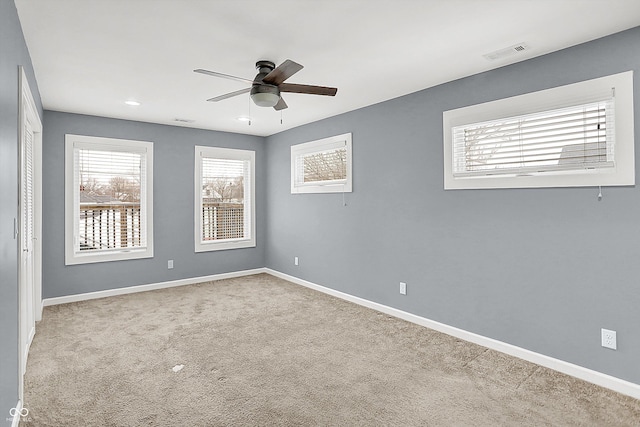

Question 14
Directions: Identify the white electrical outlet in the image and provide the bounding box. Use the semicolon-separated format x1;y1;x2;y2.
399;282;407;295
168;260;174;269
294;257;299;266
601;328;617;350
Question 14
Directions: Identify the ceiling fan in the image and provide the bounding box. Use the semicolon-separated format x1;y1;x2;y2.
194;59;338;111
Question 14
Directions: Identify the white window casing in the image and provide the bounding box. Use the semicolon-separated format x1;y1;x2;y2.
195;146;256;252
443;71;634;189
291;133;353;194
65;134;153;265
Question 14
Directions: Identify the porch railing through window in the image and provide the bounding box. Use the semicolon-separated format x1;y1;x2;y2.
202;202;244;241
79;204;142;251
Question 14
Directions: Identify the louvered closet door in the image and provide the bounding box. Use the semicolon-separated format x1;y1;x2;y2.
20;118;35;375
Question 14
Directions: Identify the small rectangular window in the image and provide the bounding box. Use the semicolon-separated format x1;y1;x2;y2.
291;133;352;194
443;71;634;189
65;135;153;265
195;146;255;252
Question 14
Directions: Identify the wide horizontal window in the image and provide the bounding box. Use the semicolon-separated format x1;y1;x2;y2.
65;135;153;264
443;71;634;189
291;133;352;194
454;100;613;176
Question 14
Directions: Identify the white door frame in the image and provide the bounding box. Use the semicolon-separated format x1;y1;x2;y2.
18;66;42;402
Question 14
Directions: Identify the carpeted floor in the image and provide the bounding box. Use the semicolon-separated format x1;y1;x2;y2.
22;273;640;426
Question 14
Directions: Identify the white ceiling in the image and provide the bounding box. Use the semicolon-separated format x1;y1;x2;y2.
15;0;640;137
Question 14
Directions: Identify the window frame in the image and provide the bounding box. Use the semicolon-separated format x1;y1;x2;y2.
65;134;154;265
291;133;353;194
443;71;635;189
194;146;256;253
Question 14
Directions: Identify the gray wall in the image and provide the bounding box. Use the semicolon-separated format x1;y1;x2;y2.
0;0;42;422
265;27;640;384
42;112;265;298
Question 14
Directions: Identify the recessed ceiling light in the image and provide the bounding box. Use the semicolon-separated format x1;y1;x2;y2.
125;100;141;106
237;116;251;122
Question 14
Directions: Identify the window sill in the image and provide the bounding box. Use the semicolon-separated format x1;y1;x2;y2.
65;248;154;265
195;239;256;253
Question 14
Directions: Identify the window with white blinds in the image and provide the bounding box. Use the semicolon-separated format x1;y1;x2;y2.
195;146;255;252
454;100;613;176
291;133;352;194
443;71;635;189
65;135;153;265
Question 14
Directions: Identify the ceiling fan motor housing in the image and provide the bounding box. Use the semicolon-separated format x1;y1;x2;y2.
255;60;275;74
250;60;280;107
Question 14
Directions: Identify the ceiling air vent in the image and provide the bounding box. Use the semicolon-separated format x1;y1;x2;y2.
483;43;530;61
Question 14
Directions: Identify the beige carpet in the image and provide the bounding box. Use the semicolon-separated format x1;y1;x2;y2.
22;273;640;426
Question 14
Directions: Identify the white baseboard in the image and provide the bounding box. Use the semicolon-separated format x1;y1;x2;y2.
265;268;640;400
36;299;43;322
22;325;35;376
42;268;267;307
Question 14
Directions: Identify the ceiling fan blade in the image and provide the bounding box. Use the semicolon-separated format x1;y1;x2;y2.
194;69;254;84
206;87;251;102
273;97;288;111
262;59;303;85
279;83;337;96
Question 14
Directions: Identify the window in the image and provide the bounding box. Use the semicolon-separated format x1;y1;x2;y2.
443;71;634;189
65;135;153;265
195;146;255;252
291;133;352;194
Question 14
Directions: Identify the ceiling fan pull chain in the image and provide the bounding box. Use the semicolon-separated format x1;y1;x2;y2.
280;110;283;125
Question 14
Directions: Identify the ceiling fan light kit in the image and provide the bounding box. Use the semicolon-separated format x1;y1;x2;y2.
250;85;280;108
195;59;338;111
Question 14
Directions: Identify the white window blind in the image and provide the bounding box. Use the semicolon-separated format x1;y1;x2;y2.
200;157;250;242
453;99;614;177
65;135;153;265
74;147;147;252
291;133;353;194
443;71;634;189
195;146;255;252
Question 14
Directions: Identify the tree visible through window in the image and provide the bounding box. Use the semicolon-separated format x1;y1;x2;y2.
453;101;612;176
78;149;143;251
195;146;255;252
201;158;245;241
65;135;153;265
291;133;352;194
302;147;347;183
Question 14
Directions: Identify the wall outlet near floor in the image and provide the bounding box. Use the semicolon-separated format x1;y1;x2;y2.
168;259;174;269
399;282;407;295
601;328;617;350
294;256;299;266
